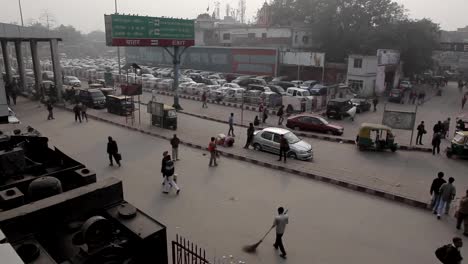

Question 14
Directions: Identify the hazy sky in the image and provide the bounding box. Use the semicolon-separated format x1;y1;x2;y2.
1;0;467;33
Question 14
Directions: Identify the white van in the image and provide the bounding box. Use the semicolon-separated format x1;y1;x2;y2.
283;88;313;113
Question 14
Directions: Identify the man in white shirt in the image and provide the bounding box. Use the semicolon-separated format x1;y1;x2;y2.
272;207;289;259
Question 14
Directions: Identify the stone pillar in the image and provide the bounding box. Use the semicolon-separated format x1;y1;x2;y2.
30;40;42;97
0;77;8;123
50;39;62;102
1;40;12;84
14;41;26;93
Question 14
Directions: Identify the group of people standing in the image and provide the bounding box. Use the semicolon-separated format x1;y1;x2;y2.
73;103;88;123
415;118;453;155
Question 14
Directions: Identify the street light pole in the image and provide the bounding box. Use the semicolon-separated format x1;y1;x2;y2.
114;0;122;77
18;0;24;26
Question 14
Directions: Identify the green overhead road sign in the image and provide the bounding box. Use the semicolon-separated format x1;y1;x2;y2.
105;14;195;47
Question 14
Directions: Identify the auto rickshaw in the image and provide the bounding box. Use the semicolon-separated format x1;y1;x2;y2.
356;123;398;152
148;102;177;130
107;95;134;116
446;131;468;158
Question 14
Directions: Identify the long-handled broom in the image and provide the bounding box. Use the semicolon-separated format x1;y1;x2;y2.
242;226;274;253
243;209;288;253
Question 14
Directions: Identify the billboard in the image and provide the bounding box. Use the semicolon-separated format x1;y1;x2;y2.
104;14;194;47
382;110;416;130
281;52;325;67
377;49;400;66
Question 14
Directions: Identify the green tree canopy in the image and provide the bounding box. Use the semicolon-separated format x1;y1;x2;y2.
263;0;440;75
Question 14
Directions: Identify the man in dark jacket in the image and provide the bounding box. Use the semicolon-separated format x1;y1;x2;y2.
73;103;82;123
432;132;442;155
372;97;378;112
278;134;290;163
277;105;285;126
244;123;255;149
107;136;120;167
436;237;463;264
162;155;180;195
170;134;180;161
416;121;426;145
161;151;169;184
430;172;446;209
434;121;443;134
47;101;54;120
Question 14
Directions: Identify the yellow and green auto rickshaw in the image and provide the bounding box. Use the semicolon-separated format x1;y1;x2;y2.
446;131;468;158
356;123;398;152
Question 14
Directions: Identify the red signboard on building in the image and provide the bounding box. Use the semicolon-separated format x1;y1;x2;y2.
121;84;142;96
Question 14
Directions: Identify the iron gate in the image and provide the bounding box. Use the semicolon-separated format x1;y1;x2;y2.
172;234;210;264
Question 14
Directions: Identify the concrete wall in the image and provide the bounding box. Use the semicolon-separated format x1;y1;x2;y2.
347;55;377;76
347;75;376;97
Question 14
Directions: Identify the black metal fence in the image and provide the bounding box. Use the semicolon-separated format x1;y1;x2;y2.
172;234;210;264
172;235;247;264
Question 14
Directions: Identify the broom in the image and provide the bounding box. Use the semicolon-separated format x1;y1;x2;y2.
242;226;274;253
242;209;288;253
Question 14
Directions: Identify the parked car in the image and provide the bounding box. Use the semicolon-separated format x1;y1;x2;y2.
222;83;241;89
179;81;196;93
326;98;356;120
271;76;289;82
399;80;412;90
232;78;267;87
271;81;296;89
76;88;106;109
287;112;342;134
308;84;328;96
42;71;54;81
251;127;313;160
257;75;273;83
350;98;371;113
300;80;319;90
388;89;405;103
247;84;272;93
63;76;81;87
267;85;286;95
291;80;303;87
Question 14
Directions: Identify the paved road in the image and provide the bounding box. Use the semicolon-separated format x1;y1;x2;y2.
139;82;467;148
10;102;468;264
29;95;468;203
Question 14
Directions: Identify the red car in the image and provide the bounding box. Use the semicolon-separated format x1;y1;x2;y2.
286;114;344;135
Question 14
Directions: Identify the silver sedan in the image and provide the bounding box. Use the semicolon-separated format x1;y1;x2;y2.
251;127;313;160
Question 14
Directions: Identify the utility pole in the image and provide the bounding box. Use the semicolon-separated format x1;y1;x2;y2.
18;0;24;26
114;0;122;77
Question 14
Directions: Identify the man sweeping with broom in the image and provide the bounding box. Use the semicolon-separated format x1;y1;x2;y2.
243;207;289;258
272;207;289;259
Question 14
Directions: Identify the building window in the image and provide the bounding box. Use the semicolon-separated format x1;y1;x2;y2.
223;33;230;40
262;33;267;39
248;33;256;39
353;58;363;68
348;79;364;91
302;36;309;44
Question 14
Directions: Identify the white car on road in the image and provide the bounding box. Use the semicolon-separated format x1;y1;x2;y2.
251;127;313;160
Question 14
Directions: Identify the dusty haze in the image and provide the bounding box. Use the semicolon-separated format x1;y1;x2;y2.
0;0;467;32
